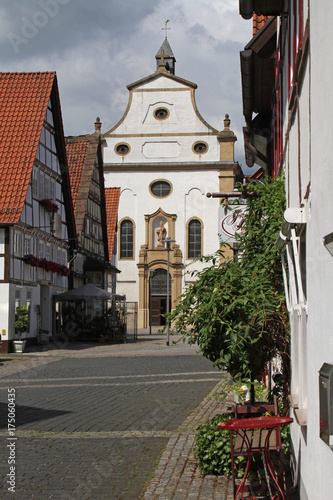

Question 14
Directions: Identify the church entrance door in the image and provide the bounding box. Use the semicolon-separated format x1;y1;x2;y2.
150;269;171;326
151;298;166;326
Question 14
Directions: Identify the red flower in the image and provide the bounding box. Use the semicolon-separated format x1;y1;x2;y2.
39;199;59;213
23;255;70;277
23;254;39;267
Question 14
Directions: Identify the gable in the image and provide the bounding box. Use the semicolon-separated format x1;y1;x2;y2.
66;140;90;210
0;72;55;224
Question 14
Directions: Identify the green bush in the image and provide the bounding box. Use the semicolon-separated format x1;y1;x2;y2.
15;305;29;340
194;413;246;476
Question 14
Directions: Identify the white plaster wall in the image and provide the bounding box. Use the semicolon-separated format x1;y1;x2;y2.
112;76;211;135
0;284;10;340
285;2;333;498
103;67;227;324
299;58;310;195
104;134;220;164
105;168;220;300
287;126;300;208
104;73;220;165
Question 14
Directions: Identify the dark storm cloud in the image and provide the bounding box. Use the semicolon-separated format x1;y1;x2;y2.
0;0;254;170
2;0;155;61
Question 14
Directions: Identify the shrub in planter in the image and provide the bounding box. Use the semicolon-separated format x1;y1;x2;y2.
14;305;29;341
194;413;246;476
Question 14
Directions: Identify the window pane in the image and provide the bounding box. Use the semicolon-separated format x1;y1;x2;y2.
188;220;201;258
120;220;133;258
151;181;171;197
32;168;39;198
151;269;171;295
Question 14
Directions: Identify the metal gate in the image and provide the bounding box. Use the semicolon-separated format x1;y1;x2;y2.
125;302;138;342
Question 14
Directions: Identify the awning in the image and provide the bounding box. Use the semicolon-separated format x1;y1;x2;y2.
54;283;125;301
243;112;271;170
83;256;121;273
239;0;284;20
240;16;277;121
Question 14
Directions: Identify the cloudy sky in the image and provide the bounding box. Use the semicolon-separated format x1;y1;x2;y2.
1;0;253;170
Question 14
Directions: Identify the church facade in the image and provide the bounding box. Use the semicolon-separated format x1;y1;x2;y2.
103;39;242;328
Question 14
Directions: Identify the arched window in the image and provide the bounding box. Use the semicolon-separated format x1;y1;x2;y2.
188;219;202;259
120;219;133;259
151;269;171;295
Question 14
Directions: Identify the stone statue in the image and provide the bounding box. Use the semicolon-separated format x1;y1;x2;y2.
156;221;167;247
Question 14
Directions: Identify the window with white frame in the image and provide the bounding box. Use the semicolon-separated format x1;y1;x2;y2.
27;289;32;333
50;179;56;201
46;244;51;262
61;249;67;267
14;231;21;256
32;167;39;198
15;289;20;316
39;171;44;200
24;236;31;256
38;241;44;259
44;175;50;199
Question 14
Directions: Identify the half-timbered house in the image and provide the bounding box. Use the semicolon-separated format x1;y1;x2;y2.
66;122;118;293
0;72;76;353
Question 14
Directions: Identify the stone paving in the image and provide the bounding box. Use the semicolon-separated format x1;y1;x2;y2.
143;375;234;500
0;333;235;499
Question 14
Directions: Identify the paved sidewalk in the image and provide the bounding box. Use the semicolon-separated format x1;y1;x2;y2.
143;376;233;500
0;332;232;499
1;333;296;499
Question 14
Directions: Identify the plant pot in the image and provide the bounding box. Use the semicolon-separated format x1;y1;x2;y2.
13;340;27;353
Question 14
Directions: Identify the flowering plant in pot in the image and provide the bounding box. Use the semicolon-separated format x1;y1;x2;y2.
39;199;59;213
14;305;29;352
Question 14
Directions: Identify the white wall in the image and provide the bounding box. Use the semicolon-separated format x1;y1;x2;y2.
0;284;10;341
103;69;227;311
105;169;221;301
283;2;333;497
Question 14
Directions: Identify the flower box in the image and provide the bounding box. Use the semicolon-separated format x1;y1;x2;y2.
23;255;70;277
39;199;59;213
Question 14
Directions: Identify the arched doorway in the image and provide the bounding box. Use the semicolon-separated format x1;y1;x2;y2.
150;268;171;326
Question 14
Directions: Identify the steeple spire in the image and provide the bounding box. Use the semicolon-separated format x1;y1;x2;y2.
155;21;176;75
163;20;170;39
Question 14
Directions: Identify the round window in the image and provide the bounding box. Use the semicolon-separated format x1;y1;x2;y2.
193;142;208;154
154;108;169;120
150;180;172;198
115;143;130;155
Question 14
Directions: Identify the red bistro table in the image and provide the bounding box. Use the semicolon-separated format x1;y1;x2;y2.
218;416;293;500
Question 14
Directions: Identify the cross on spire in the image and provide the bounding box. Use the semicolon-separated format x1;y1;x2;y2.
162;20;170;39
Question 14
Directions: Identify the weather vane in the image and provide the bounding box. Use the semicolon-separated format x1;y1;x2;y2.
162;20;170;39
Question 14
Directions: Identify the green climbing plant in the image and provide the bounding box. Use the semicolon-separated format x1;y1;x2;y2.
165;176;290;402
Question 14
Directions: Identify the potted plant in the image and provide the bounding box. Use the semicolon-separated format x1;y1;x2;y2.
13;305;29;353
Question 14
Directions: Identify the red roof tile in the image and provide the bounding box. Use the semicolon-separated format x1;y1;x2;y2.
0;72;55;223
249;167;264;180
105;187;120;260
253;14;270;35
66;141;89;210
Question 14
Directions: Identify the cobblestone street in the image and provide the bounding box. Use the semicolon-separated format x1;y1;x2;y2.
0;334;233;499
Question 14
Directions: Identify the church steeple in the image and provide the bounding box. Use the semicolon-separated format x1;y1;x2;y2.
155;21;176;75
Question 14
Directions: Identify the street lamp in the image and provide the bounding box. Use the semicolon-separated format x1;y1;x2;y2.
148;269;154;335
162;236;175;346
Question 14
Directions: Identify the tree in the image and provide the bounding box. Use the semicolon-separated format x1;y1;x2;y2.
165;176;289;402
